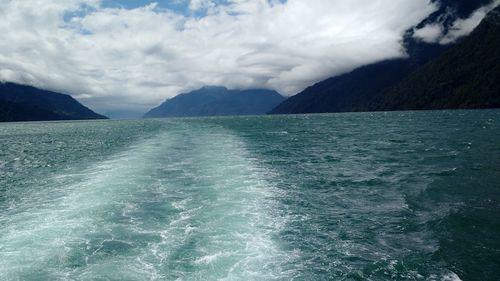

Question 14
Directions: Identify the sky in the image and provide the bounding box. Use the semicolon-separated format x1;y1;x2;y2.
0;0;498;114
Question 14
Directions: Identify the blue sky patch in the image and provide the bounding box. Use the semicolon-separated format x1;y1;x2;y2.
102;0;192;15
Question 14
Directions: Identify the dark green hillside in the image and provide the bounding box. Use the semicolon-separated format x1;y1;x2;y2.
372;6;500;110
0;82;107;122
269;1;499;114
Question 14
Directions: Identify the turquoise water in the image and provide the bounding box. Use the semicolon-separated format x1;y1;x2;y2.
0;110;499;280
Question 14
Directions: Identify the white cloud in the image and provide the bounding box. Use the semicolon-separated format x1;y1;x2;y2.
0;0;438;113
413;0;500;45
413;23;444;43
189;0;215;11
440;0;500;44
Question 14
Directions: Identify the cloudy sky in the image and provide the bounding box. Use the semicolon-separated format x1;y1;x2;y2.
0;0;497;114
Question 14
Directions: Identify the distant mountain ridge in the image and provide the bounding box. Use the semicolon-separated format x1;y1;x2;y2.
144;86;285;118
0;82;107;122
371;5;500;110
269;1;499;114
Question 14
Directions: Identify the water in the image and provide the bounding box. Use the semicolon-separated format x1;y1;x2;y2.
0;110;499;281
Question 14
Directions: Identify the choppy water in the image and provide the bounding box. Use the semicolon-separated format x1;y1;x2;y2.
0;110;499;281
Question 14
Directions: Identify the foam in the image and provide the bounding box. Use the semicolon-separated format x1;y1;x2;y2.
1;122;293;279
442;272;463;281
0;132;173;278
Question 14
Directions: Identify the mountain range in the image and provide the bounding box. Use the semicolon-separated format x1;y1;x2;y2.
1;1;498;121
144;86;284;118
269;2;500;114
371;6;500;110
0;82;106;122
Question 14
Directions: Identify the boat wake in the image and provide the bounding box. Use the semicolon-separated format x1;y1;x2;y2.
0;123;291;280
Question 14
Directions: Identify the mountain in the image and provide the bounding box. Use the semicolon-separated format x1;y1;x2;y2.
268;38;449;114
371;6;500;110
0;82;107;122
144;86;285;118
268;42;450;114
269;0;498;114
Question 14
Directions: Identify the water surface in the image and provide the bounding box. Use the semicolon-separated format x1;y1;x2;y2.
1;110;499;280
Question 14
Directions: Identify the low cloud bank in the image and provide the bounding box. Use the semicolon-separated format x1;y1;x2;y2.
0;0;454;112
413;0;500;44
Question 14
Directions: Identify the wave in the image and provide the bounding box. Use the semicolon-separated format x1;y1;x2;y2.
0;122;291;280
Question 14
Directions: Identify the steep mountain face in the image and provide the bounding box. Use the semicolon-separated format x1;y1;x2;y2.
0;82;107;122
269;57;433;114
268;41;448;114
372;6;500;110
268;40;452;114
269;0;497;114
144;86;285;118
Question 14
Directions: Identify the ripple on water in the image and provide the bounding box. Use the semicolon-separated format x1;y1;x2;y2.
1;110;499;280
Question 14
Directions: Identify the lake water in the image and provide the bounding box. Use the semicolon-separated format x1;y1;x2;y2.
0;110;499;280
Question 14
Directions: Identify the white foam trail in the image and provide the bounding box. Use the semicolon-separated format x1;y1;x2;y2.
442;272;463;281
135;128;292;280
0;133;172;279
0;123;292;280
